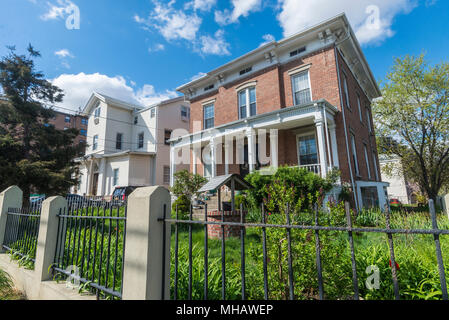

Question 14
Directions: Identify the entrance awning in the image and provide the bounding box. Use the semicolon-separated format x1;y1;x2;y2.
197;174;252;193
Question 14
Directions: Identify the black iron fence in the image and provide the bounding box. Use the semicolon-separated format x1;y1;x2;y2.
52;196;127;300
164;200;449;300
2;206;41;264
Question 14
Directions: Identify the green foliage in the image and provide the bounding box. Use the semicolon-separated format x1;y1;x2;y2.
172;194;191;220
245;166;338;212
0;45;83;203
373;54;449;200
0;268;24;300
170;170;207;199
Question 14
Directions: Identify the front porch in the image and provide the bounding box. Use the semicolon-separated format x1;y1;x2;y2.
170;100;340;183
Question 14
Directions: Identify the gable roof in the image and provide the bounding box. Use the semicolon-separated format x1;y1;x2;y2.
82;92;144;115
197;174;252;193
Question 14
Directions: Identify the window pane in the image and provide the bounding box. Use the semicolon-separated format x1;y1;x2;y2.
239;91;247;107
240;106;247;119
250;103;256;117
293;71;311;105
298;135;318;165
249;88;256;103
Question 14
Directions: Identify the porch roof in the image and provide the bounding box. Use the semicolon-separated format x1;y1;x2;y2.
197;174;252;193
169;99;338;147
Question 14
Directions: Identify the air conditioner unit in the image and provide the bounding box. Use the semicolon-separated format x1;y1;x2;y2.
94;117;100;125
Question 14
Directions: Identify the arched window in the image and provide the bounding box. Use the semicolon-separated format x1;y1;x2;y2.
238;87;256;119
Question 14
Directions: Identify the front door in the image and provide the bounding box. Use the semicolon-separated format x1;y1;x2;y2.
91;173;99;196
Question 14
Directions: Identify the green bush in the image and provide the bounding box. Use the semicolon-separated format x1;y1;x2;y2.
172;194;191;220
245;166;338;212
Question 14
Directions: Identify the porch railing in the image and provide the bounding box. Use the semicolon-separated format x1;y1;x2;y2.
298;164;322;176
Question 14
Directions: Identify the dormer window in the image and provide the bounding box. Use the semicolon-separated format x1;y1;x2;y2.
239;67;252;76
290;46;306;57
204;84;214;92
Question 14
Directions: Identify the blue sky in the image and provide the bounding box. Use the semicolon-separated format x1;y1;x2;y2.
1;0;448;113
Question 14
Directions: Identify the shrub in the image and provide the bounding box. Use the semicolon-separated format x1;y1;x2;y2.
245;166;338;212
172;194;191;220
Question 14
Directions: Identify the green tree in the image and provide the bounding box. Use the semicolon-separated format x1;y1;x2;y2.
170;169;207;199
373;54;449;201
0;45;83;205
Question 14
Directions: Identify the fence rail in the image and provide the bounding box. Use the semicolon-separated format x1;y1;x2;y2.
165;200;448;301
52;197;127;299
2;206;41;264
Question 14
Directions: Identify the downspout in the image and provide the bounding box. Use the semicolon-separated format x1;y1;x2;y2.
334;31;360;212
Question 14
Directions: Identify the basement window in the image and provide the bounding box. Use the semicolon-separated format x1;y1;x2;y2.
290;46;306;57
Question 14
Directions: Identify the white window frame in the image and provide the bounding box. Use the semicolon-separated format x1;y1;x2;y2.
150;108;156;118
364;144;371;180
291;70;312;106
366;106;372;133
203;104;215;130
296;132;319;166
93;135;98;151
116;133;123;150
138;132;144;149
357;93;363;123
343;72;351;109
113;168;119;186
372;151;379;181
94;107;101;119
350;133;360;176
238;87;257;119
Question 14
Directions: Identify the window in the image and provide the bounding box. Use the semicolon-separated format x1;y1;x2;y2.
203;104;214;129
372;151;379;181
164;129;172;146
350;133;360;176
181;106;190;120
366;107;372;133
357;94;363;122
113;169;119;186
163;166;170;185
65;116;71;123
116;133;123;150
297;135;318;165
134;116;138;125
204;84;214;92
80;129;87;137
138;133;144;149
94;107;101;118
81;118;88;125
150;108;156;118
64;127;69;131
364;144;371;180
292;71;311;105
239;67;252;76
238;87;257;119
290;46;306;57
342;73;351;109
93;135;98;151
79;140;86;145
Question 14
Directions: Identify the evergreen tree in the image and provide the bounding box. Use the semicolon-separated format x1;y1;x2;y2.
0;45;83;205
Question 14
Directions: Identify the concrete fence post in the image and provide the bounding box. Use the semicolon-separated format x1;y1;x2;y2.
35;196;67;282
0;186;23;252
122;186;171;300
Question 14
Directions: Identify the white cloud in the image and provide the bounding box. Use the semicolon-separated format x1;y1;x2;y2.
185;0;217;12
54;49;74;58
190;72;207;81
51;72;178;112
276;0;420;45
259;34;275;47
199;30;231;56
215;0;262;25
135;1;202;42
40;0;75;21
148;43;165;52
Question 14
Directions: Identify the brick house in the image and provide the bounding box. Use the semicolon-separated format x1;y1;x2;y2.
170;14;389;211
48;110;88;152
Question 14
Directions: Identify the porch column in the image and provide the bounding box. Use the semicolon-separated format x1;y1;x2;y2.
170;146;176;187
329;124;340;169
270;130;279;169
315;120;328;178
210;139;217;178
246;128;256;173
192;147;197;175
224;138;232;175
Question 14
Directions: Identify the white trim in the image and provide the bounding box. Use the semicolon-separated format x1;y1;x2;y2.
291;69;313;106
235;81;258;92
238;86;257;119
287;63;312;76
201;98;217;106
